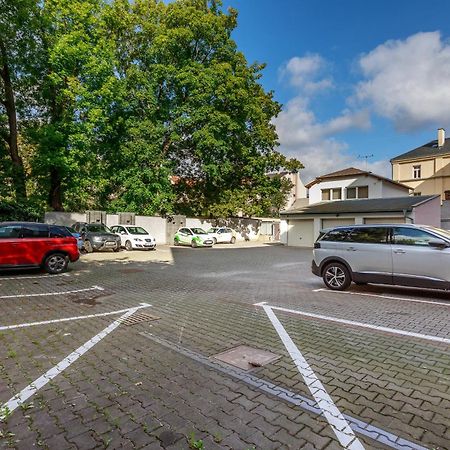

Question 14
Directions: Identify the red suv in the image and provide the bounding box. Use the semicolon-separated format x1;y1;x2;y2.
0;222;80;274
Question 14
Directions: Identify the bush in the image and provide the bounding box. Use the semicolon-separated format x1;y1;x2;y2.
0;202;43;222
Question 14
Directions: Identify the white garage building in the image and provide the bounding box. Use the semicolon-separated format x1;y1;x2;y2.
280;195;441;247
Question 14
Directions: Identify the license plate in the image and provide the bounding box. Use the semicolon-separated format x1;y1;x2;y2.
105;241;116;247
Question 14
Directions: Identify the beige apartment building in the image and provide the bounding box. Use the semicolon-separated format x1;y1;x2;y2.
391;128;450;200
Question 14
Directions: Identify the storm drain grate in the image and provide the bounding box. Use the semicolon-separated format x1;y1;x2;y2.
212;345;280;370
121;312;160;326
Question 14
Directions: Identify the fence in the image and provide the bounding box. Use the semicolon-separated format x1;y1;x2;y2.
44;211;279;244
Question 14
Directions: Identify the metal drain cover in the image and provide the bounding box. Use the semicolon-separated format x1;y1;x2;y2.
213;345;280;370
121;312;160;326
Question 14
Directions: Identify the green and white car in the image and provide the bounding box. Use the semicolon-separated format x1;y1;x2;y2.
174;227;214;248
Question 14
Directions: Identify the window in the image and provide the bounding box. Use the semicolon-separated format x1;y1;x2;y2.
49;226;71;238
445;190;450;200
321;228;351;242
393;227;436;246
0;225;22;238
346;186;368;199
346;187;357;199
358;186;369;198
21;224;48;238
347;227;388;244
332;188;342;200
321;189;331;201
413;165;421;179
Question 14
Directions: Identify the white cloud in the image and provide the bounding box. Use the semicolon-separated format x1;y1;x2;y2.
356;31;450;131
279;55;333;94
274;97;387;182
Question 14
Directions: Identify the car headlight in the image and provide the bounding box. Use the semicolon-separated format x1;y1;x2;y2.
134;238;143;241
93;236;103;242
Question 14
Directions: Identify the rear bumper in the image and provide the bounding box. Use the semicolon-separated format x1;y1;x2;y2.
311;260;320;277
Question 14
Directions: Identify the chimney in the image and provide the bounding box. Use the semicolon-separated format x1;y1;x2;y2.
438;128;445;147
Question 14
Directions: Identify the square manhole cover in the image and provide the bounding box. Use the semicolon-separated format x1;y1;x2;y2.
213;345;280;370
121;312;160;326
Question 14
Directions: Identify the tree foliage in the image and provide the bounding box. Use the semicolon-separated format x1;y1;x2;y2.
0;0;302;217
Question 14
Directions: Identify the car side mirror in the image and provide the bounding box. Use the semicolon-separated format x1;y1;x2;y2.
428;239;449;249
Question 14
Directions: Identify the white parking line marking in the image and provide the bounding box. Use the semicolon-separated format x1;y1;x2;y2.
313;288;450;307
0;303;150;419
0;273;70;281
255;302;450;345
0;285;104;299
261;304;365;449
0;303;152;331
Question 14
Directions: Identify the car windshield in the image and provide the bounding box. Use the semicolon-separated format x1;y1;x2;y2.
87;224;111;233
65;226;77;234
192;228;207;235
126;226;148;235
422;226;450;241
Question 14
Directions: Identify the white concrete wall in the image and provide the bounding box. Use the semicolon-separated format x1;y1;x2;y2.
106;214;119;226
308;176;408;204
381;183;410;198
185;218;214;232
280;219;288;244
44;212;87;226
135;216;167;244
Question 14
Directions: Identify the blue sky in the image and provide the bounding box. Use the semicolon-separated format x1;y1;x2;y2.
222;0;450;182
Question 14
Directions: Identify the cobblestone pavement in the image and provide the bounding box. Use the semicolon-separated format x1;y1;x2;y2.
0;244;449;449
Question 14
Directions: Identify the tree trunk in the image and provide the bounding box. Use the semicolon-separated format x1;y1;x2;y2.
49;167;63;211
0;39;27;201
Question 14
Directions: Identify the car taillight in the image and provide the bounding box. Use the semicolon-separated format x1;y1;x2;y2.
314;242;321;249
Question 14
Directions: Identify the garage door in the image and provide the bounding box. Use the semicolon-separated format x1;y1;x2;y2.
321;218;355;229
364;217;406;224
287;219;314;247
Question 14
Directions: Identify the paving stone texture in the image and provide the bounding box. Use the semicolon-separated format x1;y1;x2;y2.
0;244;449;449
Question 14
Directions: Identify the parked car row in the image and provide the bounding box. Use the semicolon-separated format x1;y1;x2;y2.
69;223;237;252
173;227;237;248
0;220;240;276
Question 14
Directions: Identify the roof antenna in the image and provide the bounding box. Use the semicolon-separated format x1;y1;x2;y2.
358;154;374;170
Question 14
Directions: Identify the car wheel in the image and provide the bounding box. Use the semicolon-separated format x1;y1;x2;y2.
212;237;217;244
174;238;179;246
44;253;68;274
230;236;236;244
323;262;351;291
191;239;198;248
84;240;93;253
113;246;120;252
125;240;133;251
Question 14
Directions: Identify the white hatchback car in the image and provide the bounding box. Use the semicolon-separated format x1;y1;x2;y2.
207;227;236;244
110;225;156;250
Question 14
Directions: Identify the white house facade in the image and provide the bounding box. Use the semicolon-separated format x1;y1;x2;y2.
279;167;443;247
306;167;411;204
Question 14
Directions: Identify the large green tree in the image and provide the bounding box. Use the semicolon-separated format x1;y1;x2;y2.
1;0;302;217
30;0;117;211
0;0;41;202
106;0;301;217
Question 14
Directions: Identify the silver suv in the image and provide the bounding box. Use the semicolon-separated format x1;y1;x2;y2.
312;224;450;291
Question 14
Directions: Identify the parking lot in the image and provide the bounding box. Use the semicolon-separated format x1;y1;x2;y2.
0;243;449;450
